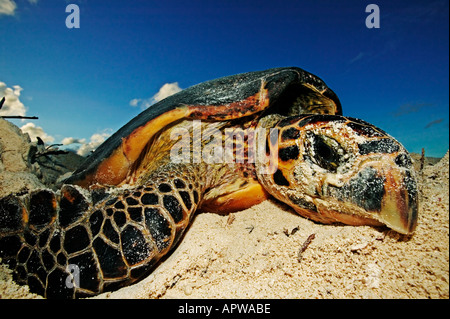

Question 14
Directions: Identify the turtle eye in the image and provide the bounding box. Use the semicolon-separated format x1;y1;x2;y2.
307;133;344;172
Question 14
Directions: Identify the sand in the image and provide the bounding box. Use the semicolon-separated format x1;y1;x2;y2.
1;149;448;299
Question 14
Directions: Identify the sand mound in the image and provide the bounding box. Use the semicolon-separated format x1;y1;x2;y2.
98;152;448;299
0;118;448;299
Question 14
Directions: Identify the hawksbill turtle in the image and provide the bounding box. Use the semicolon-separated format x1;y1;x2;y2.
0;67;418;298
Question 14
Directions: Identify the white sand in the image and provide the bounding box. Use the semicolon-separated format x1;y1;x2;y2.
1;150;448;299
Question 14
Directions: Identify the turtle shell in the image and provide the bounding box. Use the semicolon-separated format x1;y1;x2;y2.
65;67;341;187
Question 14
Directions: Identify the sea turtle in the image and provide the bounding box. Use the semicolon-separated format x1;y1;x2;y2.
0;67;418;298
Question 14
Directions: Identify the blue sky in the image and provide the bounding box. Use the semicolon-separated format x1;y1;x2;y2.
0;0;448;157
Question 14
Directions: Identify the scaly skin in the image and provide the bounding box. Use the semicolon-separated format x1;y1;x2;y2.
0;115;418;298
0;118;253;298
0;164;205;298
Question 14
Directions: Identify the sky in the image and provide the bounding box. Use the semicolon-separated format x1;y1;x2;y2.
0;0;448;157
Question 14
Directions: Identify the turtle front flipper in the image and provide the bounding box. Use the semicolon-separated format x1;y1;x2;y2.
0;175;200;298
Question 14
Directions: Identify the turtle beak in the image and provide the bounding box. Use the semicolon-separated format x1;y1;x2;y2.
326;155;418;235
376;162;418;234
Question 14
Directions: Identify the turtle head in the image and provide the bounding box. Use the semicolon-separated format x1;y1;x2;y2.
256;114;418;235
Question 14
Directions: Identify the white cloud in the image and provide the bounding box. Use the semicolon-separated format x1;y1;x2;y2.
0;0;16;16
1;80;111;157
22;130;111;157
1;81;55;145
73;132;111;156
20;122;55;144
130;82;182;110
152;82;182;103
0;0;38;16
0;81;27;116
129;98;141;107
61;137;87;145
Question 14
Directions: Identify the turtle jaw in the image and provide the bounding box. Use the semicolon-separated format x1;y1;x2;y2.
322;157;419;235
